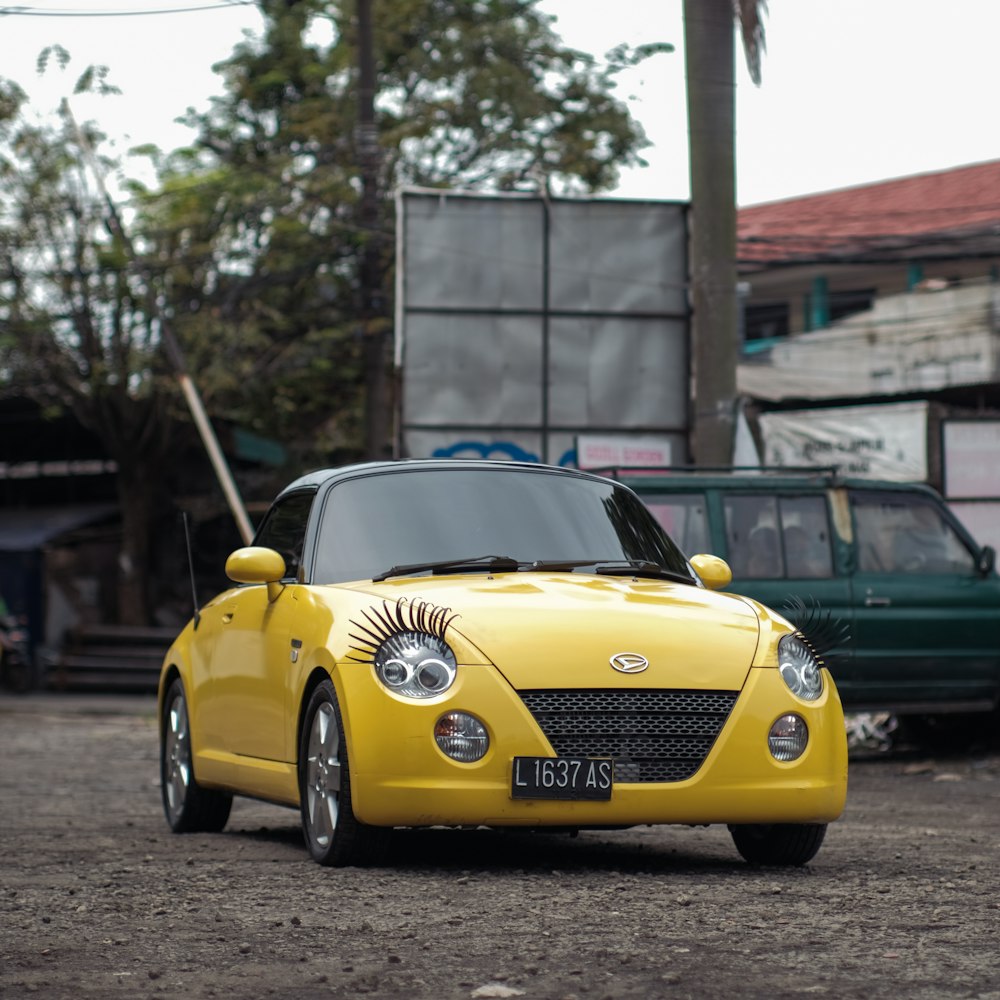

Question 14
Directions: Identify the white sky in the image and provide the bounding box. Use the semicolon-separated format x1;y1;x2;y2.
1;0;999;206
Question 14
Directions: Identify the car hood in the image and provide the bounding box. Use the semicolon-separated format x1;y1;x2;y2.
343;573;764;691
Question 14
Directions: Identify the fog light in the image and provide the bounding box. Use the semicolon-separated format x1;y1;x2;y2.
435;712;489;762
768;714;808;761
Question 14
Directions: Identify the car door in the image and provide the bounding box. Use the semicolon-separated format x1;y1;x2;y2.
200;490;315;763
848;489;1000;709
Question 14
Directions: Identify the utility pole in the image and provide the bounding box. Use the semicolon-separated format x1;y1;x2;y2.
684;0;739;466
356;0;388;459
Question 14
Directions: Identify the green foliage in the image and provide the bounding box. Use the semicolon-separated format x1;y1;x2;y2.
0;64;175;624
137;0;660;463
0;1;666;616
0;77;164;415
3;1;662;469
370;0;653;192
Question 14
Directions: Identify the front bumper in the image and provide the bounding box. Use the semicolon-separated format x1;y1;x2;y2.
335;662;849;829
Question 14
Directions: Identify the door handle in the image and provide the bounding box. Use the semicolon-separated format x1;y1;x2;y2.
864;596;891;607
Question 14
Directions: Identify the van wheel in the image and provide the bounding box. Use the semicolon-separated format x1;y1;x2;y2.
728;823;827;866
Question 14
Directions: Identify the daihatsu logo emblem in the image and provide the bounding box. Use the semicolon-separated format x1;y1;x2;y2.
610;652;649;674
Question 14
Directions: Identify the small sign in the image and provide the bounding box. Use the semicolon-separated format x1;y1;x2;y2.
943;420;1000;498
576;435;673;471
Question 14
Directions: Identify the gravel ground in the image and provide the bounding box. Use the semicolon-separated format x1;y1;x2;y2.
1;693;998;1000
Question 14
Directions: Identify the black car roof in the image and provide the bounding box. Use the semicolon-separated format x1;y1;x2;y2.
276;459;616;500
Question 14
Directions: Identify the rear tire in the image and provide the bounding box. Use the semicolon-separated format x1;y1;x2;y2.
299;680;389;866
160;679;232;833
728;822;827;866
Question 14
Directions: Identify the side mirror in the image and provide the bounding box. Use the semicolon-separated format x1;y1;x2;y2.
689;553;733;591
225;546;287;601
977;545;996;576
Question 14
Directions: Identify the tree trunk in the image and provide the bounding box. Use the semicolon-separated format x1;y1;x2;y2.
114;462;155;626
684;0;739;466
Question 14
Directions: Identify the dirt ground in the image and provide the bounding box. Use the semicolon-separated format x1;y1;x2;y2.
1;694;998;1000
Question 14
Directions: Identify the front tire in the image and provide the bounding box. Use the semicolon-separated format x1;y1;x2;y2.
299;680;389;866
728;823;827;866
160;679;232;833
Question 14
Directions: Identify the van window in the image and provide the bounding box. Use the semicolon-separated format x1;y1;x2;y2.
852;493;976;575
780;496;834;578
643;493;710;555
724;494;833;579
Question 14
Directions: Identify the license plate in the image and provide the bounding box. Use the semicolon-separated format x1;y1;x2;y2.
511;756;614;800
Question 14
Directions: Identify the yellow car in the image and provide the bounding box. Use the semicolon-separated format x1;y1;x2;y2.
159;460;847;867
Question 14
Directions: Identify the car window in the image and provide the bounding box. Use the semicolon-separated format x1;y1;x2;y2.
724;494;834;580
313;468;693;584
852;492;975;575
642;492;710;555
253;490;315;581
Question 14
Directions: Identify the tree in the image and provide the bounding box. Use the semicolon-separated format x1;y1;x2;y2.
0;53;171;625
0;2;661;627
145;0;663;461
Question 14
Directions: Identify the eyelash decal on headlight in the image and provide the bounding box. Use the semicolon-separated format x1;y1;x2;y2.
346;597;459;663
781;595;851;665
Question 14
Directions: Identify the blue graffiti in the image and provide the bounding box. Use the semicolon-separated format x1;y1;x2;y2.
430;440;579;467
432;440;540;463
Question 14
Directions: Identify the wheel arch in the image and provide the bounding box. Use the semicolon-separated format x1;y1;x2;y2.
296;665;335;765
158;663;183;734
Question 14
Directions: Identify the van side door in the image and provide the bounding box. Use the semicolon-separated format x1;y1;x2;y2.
848;489;1000;712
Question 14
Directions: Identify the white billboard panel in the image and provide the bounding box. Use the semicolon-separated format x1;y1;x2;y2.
396;189;690;466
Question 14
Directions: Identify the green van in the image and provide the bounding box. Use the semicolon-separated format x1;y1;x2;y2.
608;468;1000;723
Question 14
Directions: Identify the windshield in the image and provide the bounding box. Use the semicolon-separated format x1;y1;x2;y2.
311;466;694;585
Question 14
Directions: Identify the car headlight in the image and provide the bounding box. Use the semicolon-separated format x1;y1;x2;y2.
374;630;457;699
777;634;824;701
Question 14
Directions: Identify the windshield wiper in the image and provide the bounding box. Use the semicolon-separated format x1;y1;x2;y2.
593;560;694;584
524;558;694;583
521;559;611;572
373;554;522;582
373;555;694;584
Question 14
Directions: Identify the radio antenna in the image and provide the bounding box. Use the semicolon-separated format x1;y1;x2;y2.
182;512;201;630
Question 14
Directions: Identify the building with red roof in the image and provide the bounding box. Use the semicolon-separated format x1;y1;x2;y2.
735;159;1000;396
732;161;1000;542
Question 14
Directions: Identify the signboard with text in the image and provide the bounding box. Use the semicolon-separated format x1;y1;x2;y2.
759;401;929;480
575;435;673;470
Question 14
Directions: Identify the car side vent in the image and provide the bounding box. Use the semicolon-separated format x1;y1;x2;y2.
518;689;739;783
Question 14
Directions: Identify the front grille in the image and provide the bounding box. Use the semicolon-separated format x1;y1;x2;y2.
518;689;739;783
